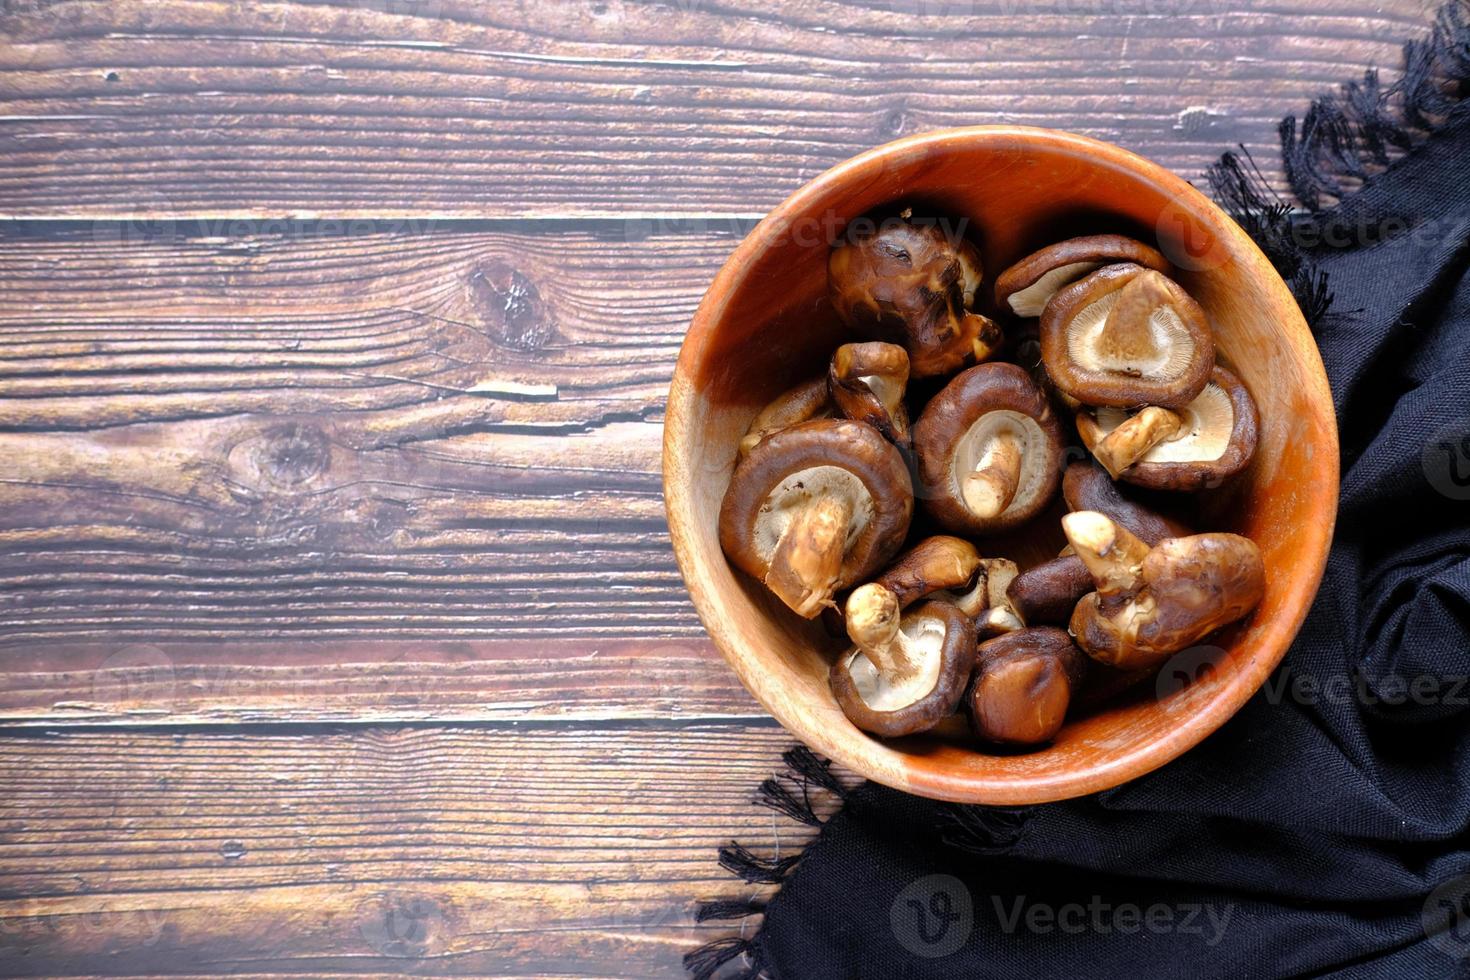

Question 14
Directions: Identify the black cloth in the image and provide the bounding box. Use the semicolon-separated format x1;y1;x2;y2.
689;5;1470;978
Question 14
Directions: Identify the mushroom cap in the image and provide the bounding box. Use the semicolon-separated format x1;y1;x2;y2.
1040;263;1214;409
1075;365;1259;491
1061;461;1193;545
739;375;835;457
1070;530;1266;670
830;600;976;737
912;362;1064;534
719;419;913;603
1005;553;1094;626
828;341;912;449
968;627;1087;746
995;234;1172;318
828;215;999;377
872;535;981;609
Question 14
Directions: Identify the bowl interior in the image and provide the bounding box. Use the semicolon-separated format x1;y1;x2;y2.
664;127;1337;803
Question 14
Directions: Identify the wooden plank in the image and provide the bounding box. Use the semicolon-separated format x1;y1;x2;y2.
0;225;731;657
0;0;1425;218
0;725;834;977
0;638;762;725
0;224;781;723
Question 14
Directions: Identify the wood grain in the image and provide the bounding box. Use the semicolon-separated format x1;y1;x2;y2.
0;725;830;978
0;0;1428;218
0;226;734;658
0;638;760;725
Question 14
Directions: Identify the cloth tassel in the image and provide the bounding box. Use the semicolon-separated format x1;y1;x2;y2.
1278;0;1470;211
683;747;846;979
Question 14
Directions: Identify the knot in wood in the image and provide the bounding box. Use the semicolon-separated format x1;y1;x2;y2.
467;259;555;352
254;422;331;489
880;107;908;139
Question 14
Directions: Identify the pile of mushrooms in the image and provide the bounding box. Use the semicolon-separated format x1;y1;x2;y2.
718;212;1267;749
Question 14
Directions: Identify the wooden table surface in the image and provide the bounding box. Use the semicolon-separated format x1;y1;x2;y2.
0;1;1427;975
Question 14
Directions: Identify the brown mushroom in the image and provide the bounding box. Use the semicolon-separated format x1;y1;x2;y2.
1073;365;1259;491
1040;264;1214;409
828;212;1003;377
1062;461;1193;545
912;362;1064;535
1062;511;1266;670
921;556;1021;639
974;605;1025;640
994;234;1172;319
926;556;1014;614
739;376;835;458
871;535;981;608
968;627;1088;746
720;419;912;618
821;534;982;636
829;342;912;449
831;588;976;737
1005;554;1094;626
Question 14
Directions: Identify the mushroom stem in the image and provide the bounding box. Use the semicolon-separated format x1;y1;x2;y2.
1091;406;1183;478
1096;270;1171;365
845;584;919;678
963;312;1005;363
938;557;1019;618
962;430;1023;519
976;606;1024;639
830;342;911;448
1062;511;1151;596
764;495;854;618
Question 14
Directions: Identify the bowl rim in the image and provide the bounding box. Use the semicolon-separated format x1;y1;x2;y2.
663;124;1339;804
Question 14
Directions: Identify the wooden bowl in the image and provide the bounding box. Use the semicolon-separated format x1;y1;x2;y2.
663;126;1338;804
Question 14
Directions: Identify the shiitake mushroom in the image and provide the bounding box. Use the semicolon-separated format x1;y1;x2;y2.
1041;264;1214;409
1074;365;1260;490
912;363;1064;535
720;419;912;618
968;627;1088;746
828;341;913;450
1006;553;1094;626
995;234;1172;318
828;212;1002;378
739;377;835;458
831;588;976;737
1063;511;1266;670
